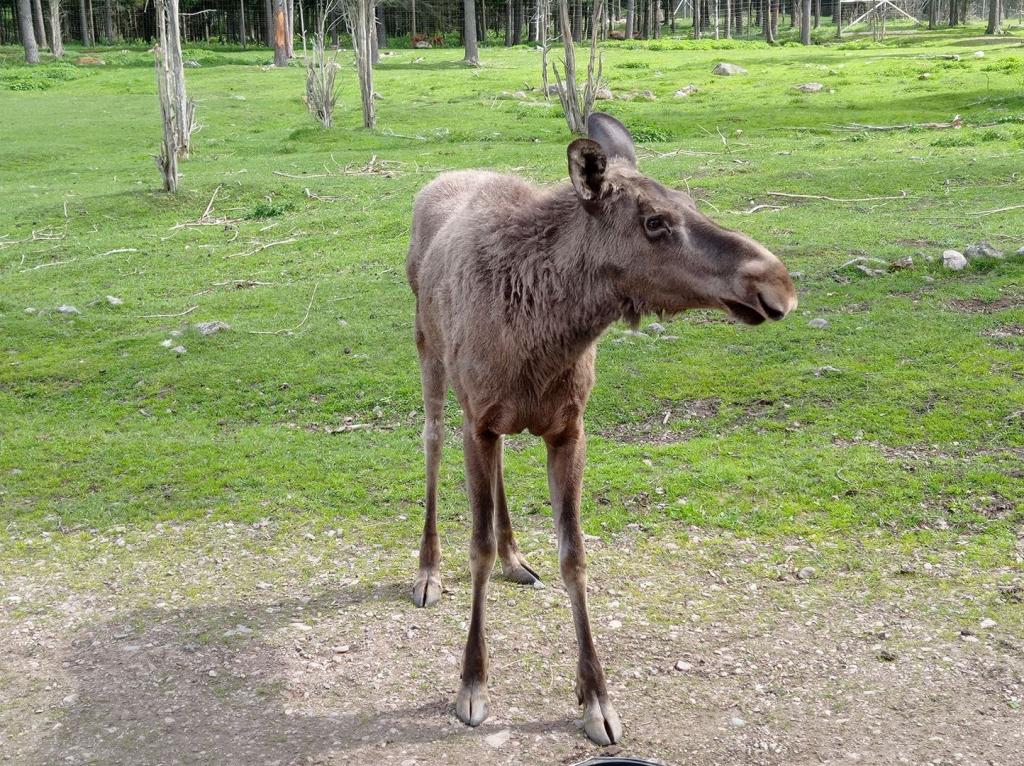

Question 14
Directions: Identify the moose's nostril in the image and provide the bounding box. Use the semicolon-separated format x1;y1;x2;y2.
757;293;786;321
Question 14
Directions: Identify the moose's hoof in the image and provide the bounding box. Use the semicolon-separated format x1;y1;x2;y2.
411;570;442;608
581;693;622;746
501;553;542;587
455;681;490;727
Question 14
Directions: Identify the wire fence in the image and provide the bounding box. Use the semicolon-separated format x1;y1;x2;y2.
0;0;1017;50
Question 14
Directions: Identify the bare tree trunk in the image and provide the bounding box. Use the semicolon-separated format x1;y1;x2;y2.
411;0;416;38
725;0;731;36
349;0;376;126
800;0;809;41
153;0;192;190
239;0;247;46
265;0;274;44
986;0;1001;33
102;0;112;41
464;0;480;63
763;0;773;40
286;0;295;57
47;0;63;56
273;0;288;64
77;0;90;43
693;0;701;37
625;0;634;36
31;0;48;49
17;0;40;62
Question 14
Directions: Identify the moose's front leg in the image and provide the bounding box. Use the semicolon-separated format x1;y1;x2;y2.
545;426;622;746
455;423;499;727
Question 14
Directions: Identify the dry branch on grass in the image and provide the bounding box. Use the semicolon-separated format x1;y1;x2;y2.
167;186;241;238
227;235;302;259
137;305;199;319
0;227;66;250
246;282;319;335
767;191;910;203
969;203;1024;217
829;116;963;132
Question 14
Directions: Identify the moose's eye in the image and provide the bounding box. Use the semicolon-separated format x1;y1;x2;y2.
644;215;667;236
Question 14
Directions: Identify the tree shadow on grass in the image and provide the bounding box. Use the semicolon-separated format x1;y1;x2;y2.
36;578;570;765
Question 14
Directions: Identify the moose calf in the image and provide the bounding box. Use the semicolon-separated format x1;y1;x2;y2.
406;113;797;744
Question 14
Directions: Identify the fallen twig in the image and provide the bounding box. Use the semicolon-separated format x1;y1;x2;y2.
19;258;77;272
227;236;302;259
730;204;787;215
767;191;909;203
829;116;963;131
212;279;275;288
304;188;345;202
247;282;319;335
969;203;1024;217
96;248;139;257
137;305;199;319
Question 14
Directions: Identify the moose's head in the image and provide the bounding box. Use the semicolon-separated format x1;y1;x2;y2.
568;113;797;326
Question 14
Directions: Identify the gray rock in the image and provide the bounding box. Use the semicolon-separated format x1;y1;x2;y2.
544;83;563;96
170;345;187;355
919;72;932;80
674;85;698;97
194;320;231;336
942;249;967;270
106;295;123;306
1016;246;1024;257
595;86;614;100
808;318;828;329
646;322;666;335
57;305;80;315
24;307;37;314
674;660;693;671
797;566;816;580
965;241;1004;260
889;256;913;270
713;62;747;76
813;365;841;376
795;82;824;92
184;60;201;68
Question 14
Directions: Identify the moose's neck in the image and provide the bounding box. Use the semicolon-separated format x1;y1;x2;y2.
495;185;627;377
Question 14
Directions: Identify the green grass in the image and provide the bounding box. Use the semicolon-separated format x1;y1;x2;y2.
1;25;1022;569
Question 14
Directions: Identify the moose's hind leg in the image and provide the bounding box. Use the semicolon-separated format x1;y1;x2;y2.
493;439;541;587
413;353;445;608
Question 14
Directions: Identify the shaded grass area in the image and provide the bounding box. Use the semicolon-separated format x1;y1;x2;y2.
1;27;1022;564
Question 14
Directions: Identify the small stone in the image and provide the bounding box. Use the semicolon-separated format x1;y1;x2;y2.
25;307;37;314
965;241;1004;260
674;660;693;671
973;50;985;58
942;250;967;270
637;89;656;101
878;649;897;662
57;305;80;315
484;729;511;748
889;256;913;270
160;339;173;348
795;82;824;92
674;85;698;98
813;365;841;377
960;631;979;643
334;645;351;653
979;618;997;629
170;345;187;355
1015;246;1024;257
194;320;231;336
713;62;747;76
608;619;623;629
647;322;666;335
919;72;932;80
790;271;804;280
808;318;828;329
290;622;312;632
106;295;123;306
797;566;816;580
729;716;747;727
184;59;202;67
595;86;614;100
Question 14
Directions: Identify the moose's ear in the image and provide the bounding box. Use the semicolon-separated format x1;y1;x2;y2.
567;138;608;202
586;112;637;167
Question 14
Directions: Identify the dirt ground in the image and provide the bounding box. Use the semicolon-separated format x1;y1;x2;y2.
2;521;1022;766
